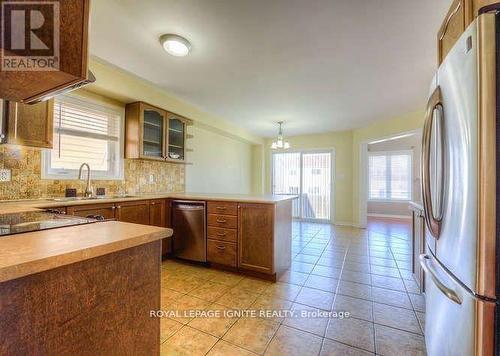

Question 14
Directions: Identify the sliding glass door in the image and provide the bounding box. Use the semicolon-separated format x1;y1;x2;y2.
272;151;333;221
271;152;301;217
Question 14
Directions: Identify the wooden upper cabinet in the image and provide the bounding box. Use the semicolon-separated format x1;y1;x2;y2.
438;0;468;64
0;0;92;103
238;203;274;274
125;102;168;161
473;0;498;14
167;113;187;161
125;101;192;163
5;100;54;148
115;200;151;225
437;0;496;64
149;199;166;227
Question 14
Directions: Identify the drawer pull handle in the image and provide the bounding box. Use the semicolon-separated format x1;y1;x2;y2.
216;218;227;223
217;232;227;237
216;245;226;250
216;206;227;210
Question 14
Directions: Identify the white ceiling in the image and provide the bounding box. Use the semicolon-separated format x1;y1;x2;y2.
90;0;451;137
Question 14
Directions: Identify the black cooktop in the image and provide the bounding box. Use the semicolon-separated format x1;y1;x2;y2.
0;211;98;236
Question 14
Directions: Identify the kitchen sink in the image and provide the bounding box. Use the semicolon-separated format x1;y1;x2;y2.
48;197;99;202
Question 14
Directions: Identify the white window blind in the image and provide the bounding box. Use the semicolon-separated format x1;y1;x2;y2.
368;152;412;201
42;94;124;180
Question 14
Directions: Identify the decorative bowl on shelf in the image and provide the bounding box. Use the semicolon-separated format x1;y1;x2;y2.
169;153;181;159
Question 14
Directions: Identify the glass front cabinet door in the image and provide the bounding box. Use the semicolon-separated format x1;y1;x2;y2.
167;113;186;161
125;102;190;162
141;104;167;160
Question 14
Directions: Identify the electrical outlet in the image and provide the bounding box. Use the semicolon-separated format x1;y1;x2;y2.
0;169;11;182
149;174;155;184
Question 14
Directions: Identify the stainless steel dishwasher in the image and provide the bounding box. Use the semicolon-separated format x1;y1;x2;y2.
171;200;206;262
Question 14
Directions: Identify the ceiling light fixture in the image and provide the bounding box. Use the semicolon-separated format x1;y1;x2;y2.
159;34;191;57
271;121;290;150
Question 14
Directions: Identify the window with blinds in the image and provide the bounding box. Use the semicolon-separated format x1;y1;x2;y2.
368;152;412;201
42;94;124;180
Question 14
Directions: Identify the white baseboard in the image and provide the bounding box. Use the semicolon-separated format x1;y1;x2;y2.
367;213;411;220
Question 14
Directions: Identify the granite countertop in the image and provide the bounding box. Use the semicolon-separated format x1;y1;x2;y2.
0;221;172;283
0;192;298;214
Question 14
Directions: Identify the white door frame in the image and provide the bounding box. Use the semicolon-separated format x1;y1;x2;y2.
358;129;422;228
271;148;335;223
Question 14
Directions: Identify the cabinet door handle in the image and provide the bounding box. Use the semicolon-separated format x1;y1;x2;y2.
216;245;226;250
116;206;121;209
217;232;227;237
216;218;227;223
151;202;155;205
216;206;226;211
111;206;116;210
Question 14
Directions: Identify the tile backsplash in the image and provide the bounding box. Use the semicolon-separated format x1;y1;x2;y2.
0;145;185;200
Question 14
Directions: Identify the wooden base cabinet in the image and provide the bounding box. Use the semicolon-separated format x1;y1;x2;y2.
115;200;150;225
67;203;116;220
238;203;274;275
237;200;292;280
149;200;166;227
207;201;238;268
65;199;172;256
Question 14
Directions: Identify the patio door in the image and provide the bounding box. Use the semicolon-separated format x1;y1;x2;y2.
272;151;333;221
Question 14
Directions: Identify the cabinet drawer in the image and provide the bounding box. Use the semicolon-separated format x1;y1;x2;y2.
207;214;237;229
207;239;237;267
207;201;238;216
207;226;237;242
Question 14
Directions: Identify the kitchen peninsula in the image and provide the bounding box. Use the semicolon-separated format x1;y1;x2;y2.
0;217;172;355
0;193;296;281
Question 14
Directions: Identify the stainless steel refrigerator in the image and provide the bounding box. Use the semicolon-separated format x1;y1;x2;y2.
420;6;498;356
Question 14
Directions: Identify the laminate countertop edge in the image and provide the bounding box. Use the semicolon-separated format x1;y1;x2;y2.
0;221;173;283
0;193;299;213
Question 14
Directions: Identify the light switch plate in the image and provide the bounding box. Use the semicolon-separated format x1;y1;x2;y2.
0;169;11;182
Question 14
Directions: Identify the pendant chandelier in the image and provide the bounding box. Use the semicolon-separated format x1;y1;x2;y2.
271;121;290;150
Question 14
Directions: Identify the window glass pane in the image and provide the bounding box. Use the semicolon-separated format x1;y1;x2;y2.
272;153;301;218
369;155;387;199
390;155;411;200
45;94;122;179
302;153;331;220
51;133;109;171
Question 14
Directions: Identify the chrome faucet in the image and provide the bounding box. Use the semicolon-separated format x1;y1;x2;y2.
78;163;93;198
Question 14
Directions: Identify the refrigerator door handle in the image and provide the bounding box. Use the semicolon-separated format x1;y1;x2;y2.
421;86;443;238
420;254;462;304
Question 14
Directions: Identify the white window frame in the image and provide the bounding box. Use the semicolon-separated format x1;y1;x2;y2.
368;150;413;202
41;93;125;180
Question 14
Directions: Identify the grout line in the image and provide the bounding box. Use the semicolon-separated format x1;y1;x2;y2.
163;220;421;355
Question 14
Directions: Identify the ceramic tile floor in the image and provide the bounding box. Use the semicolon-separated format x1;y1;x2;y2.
159;217;426;356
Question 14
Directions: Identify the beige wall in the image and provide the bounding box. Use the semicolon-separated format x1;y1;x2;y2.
261;110;425;225
89;57;263;145
185;124;253;194
0;58;260;199
352;110;425;225
87;57;259;196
